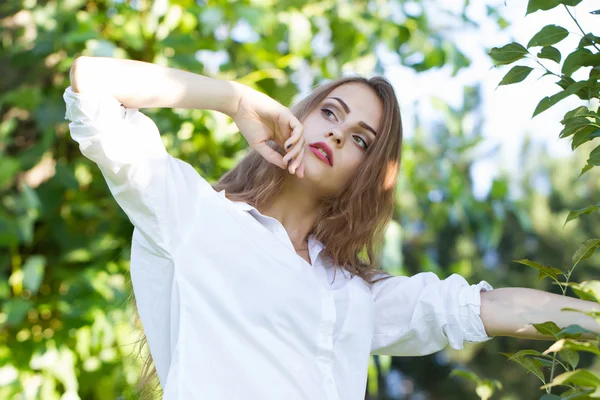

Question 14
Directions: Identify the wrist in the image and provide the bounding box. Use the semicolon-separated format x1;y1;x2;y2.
223;80;261;119
222;80;246;118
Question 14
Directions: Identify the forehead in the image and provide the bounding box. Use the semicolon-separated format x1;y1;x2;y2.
325;83;383;131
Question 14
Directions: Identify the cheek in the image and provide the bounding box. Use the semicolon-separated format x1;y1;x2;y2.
301;114;321;131
338;153;364;179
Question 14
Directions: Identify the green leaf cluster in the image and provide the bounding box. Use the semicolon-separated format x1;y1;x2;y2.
491;1;600;399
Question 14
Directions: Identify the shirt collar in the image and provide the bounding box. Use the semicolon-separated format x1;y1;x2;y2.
217;189;326;258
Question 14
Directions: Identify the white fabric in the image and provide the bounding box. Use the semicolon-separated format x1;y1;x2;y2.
63;86;493;400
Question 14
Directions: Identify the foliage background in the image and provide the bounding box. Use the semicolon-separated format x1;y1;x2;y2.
1;0;599;399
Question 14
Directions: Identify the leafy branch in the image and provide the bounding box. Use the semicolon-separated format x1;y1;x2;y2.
489;1;600;398
563;4;600;52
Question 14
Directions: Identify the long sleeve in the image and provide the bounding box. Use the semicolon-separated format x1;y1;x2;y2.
370;272;493;356
63;86;217;260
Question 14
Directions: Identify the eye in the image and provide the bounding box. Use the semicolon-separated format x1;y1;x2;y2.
353;135;369;150
321;108;337;121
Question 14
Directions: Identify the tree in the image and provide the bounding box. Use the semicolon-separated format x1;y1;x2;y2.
5;0;595;399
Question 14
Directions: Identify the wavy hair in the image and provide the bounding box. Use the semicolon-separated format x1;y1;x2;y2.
215;75;403;283
134;75;403;397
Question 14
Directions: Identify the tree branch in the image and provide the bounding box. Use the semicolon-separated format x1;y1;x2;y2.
563;4;600;52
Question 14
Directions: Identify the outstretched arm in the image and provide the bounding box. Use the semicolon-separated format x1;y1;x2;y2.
480;288;600;340
70;56;242;114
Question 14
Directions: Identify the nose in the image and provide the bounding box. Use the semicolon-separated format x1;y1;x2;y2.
326;129;344;147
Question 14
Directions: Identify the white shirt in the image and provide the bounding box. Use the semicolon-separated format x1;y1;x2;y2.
63;86;493;400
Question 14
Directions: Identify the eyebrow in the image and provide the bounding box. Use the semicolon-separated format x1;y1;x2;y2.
327;97;378;137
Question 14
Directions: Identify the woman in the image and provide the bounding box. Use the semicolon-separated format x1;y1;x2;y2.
64;56;599;400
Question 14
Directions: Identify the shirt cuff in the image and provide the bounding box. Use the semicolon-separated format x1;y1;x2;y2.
460;280;494;344
63;86;129;124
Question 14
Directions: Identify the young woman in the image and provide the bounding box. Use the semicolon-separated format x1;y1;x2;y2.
64;56;599;400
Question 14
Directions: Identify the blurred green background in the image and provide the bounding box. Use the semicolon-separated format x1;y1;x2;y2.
1;0;600;399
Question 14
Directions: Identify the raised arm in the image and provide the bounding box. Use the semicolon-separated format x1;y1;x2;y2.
70;56;242;115
70;56;306;174
480;287;600;340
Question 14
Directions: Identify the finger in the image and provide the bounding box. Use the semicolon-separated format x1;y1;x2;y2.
282;135;304;164
289;140;306;175
297;161;305;178
283;137;305;173
271;113;284;148
253;141;286;169
276;112;293;147
288;119;303;143
284;118;304;151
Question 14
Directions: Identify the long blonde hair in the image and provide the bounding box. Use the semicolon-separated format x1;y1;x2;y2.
134;75;403;397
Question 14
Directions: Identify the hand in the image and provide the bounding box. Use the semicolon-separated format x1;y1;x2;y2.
230;84;305;178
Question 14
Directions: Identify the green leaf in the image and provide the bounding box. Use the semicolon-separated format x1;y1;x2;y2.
450;369;481;384
499;66;534;86
558;0;583;6
512;352;555;370
571;128;600;150
561;340;600;357
539;395;561;400
565;205;600;225
578;33;600;49
580;163;594;177
573;81;600;101
556;75;576;90
543;369;600;389
561;308;600;327
533;321;561;337
588;144;600;165
489;43;529;65
562;48;600;76
501;352;546;382
527;25;569;48
22;255;46;295
537;46;561;63
532;91;571;118
532;82;586;118
563;81;588;96
559;117;599;139
514;259;563;281
507;349;547;359
561;106;596;124
559;349;579;369
562;390;595;400
534;357;555;368
572;239;600;267
526;0;560;15
557;325;598;340
563;281;600;302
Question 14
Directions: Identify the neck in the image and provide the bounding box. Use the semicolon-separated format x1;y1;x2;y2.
258;177;323;250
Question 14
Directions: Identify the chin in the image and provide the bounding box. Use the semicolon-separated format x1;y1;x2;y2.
302;159;325;180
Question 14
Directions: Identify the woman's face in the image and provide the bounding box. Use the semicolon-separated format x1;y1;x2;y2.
299;83;383;197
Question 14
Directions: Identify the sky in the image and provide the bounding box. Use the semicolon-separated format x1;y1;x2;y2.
380;0;599;199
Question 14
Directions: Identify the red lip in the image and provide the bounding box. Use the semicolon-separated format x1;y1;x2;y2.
309;142;333;166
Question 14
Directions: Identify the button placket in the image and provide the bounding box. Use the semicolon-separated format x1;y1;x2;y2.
315;280;339;400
